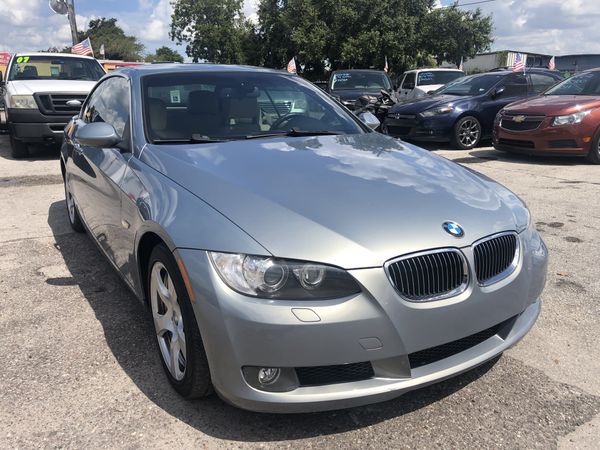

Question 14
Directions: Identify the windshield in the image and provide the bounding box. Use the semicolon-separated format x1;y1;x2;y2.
8;55;105;81
417;71;464;86
545;71;600;96
143;71;366;143
330;71;391;91
437;73;503;96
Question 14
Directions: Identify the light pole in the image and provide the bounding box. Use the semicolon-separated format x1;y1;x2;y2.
49;0;79;45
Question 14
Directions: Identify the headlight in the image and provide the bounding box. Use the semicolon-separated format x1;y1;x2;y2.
494;109;505;124
552;109;592;126
9;95;38;109
419;105;454;118
209;252;361;299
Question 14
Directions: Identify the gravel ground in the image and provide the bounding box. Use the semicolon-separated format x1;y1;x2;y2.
0;136;598;449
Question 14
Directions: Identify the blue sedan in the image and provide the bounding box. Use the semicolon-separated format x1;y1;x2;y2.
383;69;563;149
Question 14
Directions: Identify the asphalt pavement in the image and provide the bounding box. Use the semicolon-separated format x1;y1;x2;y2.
0;137;598;449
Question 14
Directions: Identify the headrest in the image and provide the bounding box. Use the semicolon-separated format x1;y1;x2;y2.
22;66;38;77
188;90;218;115
147;97;167;131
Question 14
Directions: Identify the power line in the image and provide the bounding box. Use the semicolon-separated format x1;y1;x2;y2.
448;0;497;7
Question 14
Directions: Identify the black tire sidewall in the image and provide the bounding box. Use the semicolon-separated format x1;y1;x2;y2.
147;244;212;398
587;126;600;164
9;132;29;158
453;116;482;150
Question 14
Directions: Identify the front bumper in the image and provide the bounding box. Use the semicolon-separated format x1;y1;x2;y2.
7;108;70;143
493;118;591;156
383;114;454;142
177;227;547;413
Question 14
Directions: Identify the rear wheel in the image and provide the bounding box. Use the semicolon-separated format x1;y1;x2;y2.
586;129;600;164
9;133;29;158
148;244;212;399
452;116;481;150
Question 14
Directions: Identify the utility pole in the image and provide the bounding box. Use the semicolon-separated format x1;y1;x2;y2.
67;0;79;45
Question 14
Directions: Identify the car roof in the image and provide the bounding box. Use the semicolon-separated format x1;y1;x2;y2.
117;63;296;80
404;68;464;73
331;69;387;73
12;52;97;60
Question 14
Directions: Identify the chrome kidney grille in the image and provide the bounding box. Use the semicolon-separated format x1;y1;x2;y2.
385;249;469;302
473;232;519;285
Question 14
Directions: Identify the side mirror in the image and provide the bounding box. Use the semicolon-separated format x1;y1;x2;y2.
358;111;380;130
74;122;120;148
492;86;505;99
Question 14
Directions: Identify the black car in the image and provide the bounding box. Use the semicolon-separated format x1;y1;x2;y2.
382;69;564;149
327;69;394;110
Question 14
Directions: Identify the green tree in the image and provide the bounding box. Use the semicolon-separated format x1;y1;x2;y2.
145;46;185;63
420;6;493;67
78;18;144;61
170;0;251;63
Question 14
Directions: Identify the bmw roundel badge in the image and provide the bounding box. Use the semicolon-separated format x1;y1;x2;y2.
443;221;465;238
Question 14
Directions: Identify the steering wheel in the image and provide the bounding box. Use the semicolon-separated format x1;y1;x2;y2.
271;113;307;130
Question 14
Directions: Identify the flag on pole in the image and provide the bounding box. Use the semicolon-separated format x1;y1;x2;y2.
286;57;297;74
99;44;105;59
512;52;525;72
71;38;93;56
548;56;556;70
458;56;464;71
384;56;388;73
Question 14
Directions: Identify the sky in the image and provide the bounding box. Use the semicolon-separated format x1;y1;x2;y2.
0;0;599;58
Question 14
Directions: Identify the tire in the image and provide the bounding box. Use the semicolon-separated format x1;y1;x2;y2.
9;133;29;158
452;116;482;150
148;243;212;399
586;128;600;164
63;177;84;233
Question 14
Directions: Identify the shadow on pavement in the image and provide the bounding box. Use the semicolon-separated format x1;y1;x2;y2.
47;199;499;442
0;135;61;161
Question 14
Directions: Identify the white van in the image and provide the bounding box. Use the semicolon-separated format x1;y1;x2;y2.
0;53;104;157
397;68;465;100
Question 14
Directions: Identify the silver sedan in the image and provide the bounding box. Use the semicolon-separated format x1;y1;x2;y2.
60;64;547;413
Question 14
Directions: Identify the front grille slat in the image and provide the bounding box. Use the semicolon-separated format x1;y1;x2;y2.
474;233;518;285
296;362;374;386
34;93;87;116
386;249;468;302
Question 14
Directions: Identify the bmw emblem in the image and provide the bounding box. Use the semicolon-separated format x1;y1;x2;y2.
443;221;464;238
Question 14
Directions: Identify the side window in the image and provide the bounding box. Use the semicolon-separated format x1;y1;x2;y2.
498;74;527;97
529;73;559;94
82;77;130;138
403;73;416;90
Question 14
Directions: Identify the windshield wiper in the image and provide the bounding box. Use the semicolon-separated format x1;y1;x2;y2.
245;128;342;140
153;134;228;144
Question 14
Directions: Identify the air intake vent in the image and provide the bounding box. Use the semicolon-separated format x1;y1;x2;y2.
295;362;374;386
473;232;518;285
386;249;468;302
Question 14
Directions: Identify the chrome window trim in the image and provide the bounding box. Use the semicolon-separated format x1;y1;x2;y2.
472;231;520;287
384;248;470;303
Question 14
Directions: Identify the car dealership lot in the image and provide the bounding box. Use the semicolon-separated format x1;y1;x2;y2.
0;136;598;448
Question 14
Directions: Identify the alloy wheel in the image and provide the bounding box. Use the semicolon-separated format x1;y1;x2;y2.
458;119;481;148
150;261;187;381
65;184;76;224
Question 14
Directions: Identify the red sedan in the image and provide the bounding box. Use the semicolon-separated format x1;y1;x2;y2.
493;69;600;163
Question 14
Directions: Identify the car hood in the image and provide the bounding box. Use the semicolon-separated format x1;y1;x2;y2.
504;95;600;115
141;133;522;269
389;94;463;114
331;89;385;102
8;79;96;95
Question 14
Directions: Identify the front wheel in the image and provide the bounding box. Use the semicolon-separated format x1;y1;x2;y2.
586;128;600;164
9;133;29;158
452;116;482;150
64;177;84;233
148;244;212;399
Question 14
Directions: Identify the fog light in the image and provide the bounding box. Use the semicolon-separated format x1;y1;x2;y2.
258;367;280;385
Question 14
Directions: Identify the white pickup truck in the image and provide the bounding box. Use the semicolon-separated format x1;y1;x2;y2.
0;52;104;158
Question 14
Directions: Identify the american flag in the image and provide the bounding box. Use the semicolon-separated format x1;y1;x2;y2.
512;52;525;72
286;57;296;74
384;56;388;73
71;38;93;56
548;56;556;70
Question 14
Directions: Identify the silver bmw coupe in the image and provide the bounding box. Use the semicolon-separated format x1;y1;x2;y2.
60;64;548;413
